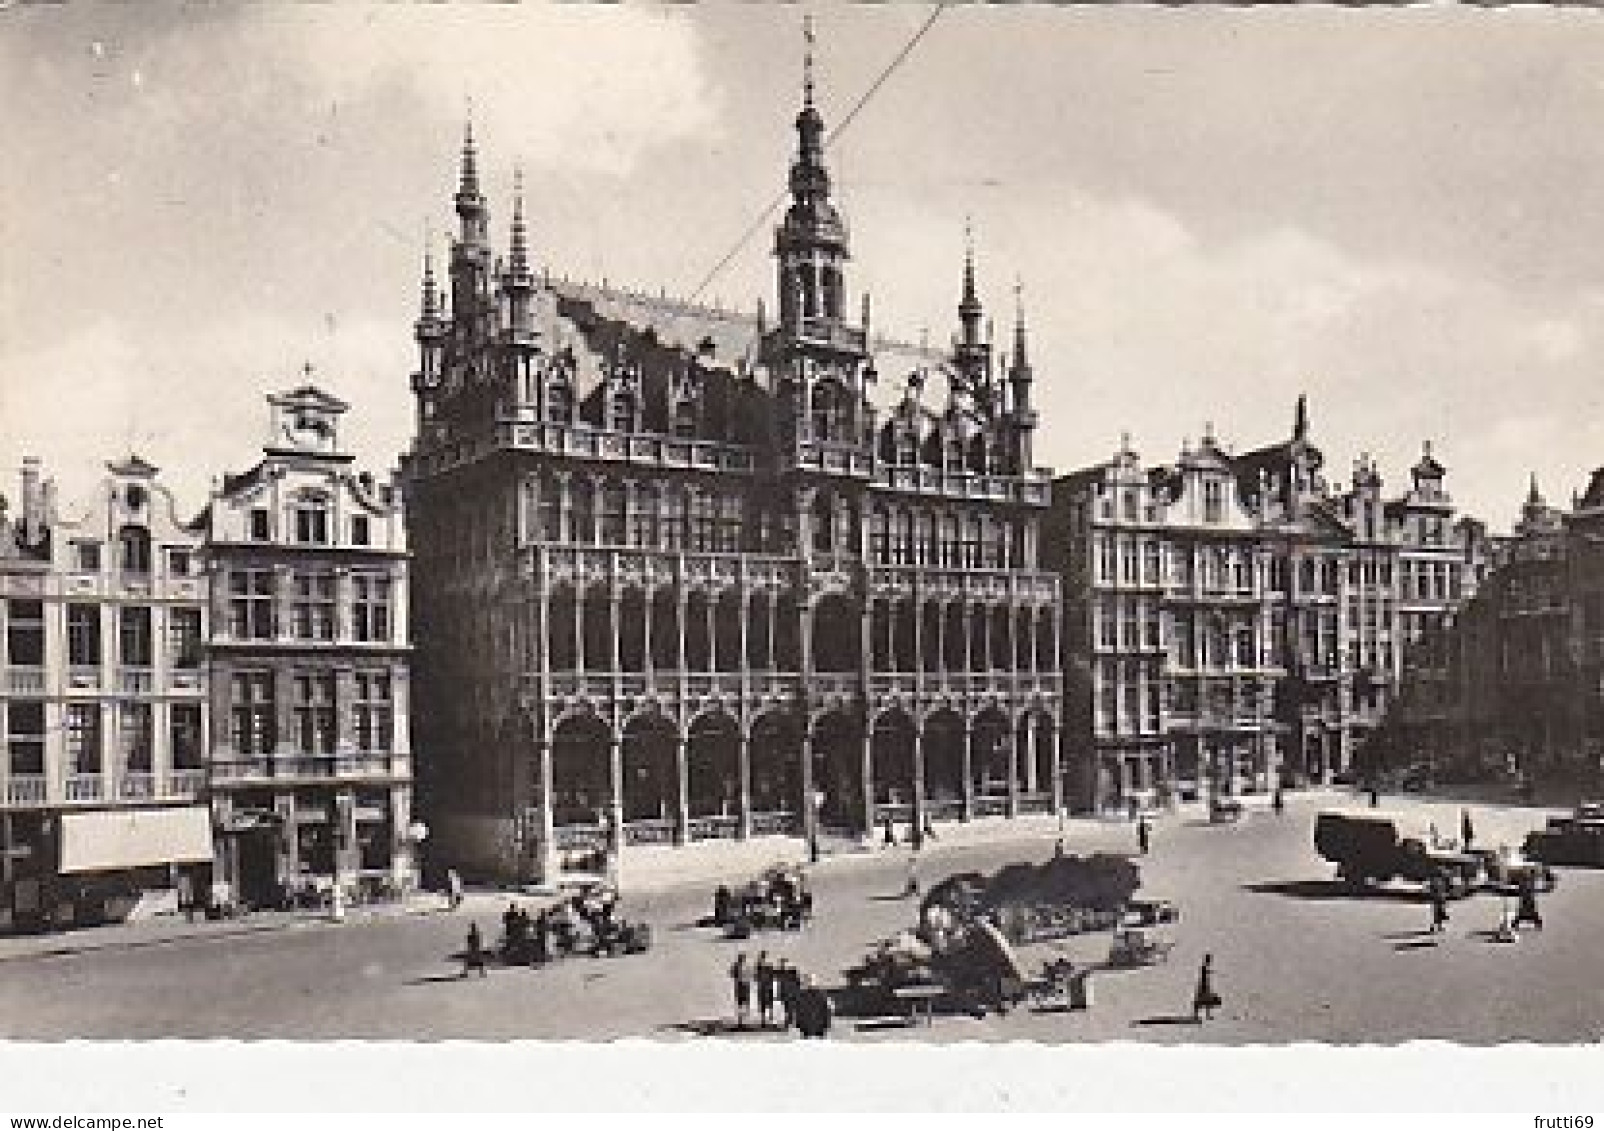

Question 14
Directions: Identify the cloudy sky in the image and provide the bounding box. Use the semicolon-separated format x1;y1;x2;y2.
4;3;1603;529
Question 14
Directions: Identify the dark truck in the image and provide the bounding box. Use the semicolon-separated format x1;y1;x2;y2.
1523;802;1604;867
1314;811;1482;896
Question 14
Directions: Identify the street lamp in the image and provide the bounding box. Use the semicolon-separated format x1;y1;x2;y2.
809;788;825;864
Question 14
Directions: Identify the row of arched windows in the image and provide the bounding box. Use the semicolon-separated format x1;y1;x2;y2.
541;584;1056;675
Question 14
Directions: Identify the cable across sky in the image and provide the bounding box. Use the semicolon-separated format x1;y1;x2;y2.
686;4;949;304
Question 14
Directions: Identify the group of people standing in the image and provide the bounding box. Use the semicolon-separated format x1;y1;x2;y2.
729;950;831;1038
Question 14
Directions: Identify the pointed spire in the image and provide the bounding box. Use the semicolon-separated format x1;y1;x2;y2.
458;113;481;202
960;218;981;318
420;244;440;320
1293;393;1309;441
1528;471;1544;507
508;166;531;278
1011;277;1031;371
861;291;872;342
803;13;816;108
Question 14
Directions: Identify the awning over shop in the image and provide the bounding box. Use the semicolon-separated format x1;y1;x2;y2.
58;807;215;874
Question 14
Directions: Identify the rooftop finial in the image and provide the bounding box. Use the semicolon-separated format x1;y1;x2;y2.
509;165;530;276
420;241;440;319
459;108;480;199
1528;471;1543;506
1012;276;1030;369
803;13;815;108
1293;393;1309;441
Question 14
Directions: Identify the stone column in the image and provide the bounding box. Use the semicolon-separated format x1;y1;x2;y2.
911;720;927;835
800;729;818;848
1007;716;1022;818
536;732;556;883
859;724;875;837
737;723;753;840
607;735;625;848
960;720;975;821
673;729;691;845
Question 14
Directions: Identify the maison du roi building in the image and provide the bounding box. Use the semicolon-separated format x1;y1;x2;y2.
404;80;1063;882
0;389;413;931
1043;400;1491;812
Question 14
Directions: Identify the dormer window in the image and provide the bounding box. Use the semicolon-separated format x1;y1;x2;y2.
73;542;102;573
351;515;371;547
166;548;191;577
292;496;331;546
547;383;573;426
609;392;636;435
1203;481;1224;524
118;525;152;575
249;509;271;542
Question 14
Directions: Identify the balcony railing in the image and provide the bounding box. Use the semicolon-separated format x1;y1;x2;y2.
3;776;47;805
65;774;104;802
687;815;740;841
623;818;677;846
973;796;1010;818
1017;794;1055;815
118;668;155;695
6;669;45;694
749;811;799;837
166;769;206;797
118;772;156;800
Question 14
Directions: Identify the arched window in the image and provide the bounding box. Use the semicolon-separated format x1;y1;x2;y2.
671;397;697;439
117;525;152;574
547;382;573;425
609;392;636;434
811;491;834;553
810;382;845;443
799;263;818;319
821;267;842;319
599;480;627;546
571;479;596;546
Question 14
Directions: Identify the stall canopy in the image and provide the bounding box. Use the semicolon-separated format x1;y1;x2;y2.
58;807;215;874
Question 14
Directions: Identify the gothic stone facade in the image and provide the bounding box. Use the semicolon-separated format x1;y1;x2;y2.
406;90;1061;882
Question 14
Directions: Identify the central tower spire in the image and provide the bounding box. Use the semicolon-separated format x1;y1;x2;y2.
774;14;851;339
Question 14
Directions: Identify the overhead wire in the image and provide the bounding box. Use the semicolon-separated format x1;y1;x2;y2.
686;4;948;303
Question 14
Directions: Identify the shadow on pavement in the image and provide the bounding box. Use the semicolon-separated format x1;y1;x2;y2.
1392;939;1441;952
867;892;917;903
1132;1014;1201;1027
1243;879;1425;903
1382;929;1439;940
403;973;473;986
661;1018;780;1037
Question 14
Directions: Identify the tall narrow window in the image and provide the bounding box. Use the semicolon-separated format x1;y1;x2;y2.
229;569;275;639
119;702;153;773
67;604;102;667
291;572;336;641
65;704;102;775
118;525;152;574
231;671;276;755
168;607;203;669
170;703;203;770
119;606;153;667
293;497;331;545
292;671;337;754
352;574;392;643
353;671;394;753
5;599;44;666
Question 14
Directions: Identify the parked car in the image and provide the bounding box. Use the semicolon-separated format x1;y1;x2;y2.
1524;803;1604;867
1314;810;1481;896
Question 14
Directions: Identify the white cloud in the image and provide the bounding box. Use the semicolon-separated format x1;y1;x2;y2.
257;6;722;177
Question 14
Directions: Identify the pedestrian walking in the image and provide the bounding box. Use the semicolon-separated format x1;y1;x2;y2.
1192;953;1222;1022
1369;787;1380;808
1514;879;1544;931
461;922;488;979
531;908;550;965
1461;809;1476;850
755;951;776;1027
1136;815;1151;856
1272;787;1285;816
1429;877;1450;934
729;952;753;1029
882;815;897;847
923;816;938;842
794;974;832;1039
446;868;463;911
904;851;921;898
777;959;801;1029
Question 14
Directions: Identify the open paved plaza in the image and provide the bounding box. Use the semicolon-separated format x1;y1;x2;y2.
1;790;1601;1043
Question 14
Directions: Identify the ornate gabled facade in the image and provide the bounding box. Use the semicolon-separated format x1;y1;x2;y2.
1048;400;1487;811
405;68;1061;882
0;457;212;931
204;385;414;908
